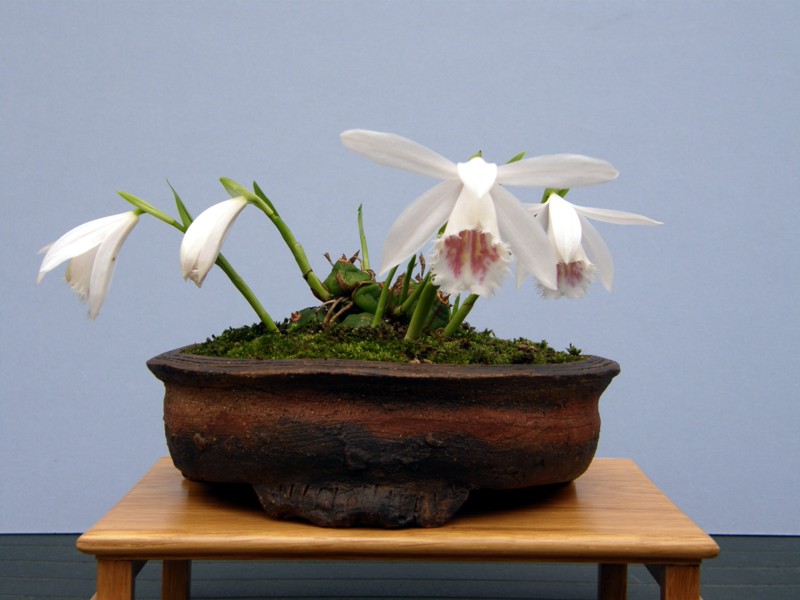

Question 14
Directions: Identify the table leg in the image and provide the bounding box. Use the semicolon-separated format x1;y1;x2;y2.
598;563;627;599
162;560;192;600
647;564;702;600
95;560;144;600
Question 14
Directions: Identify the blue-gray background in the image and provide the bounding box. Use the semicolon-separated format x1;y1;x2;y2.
2;1;797;534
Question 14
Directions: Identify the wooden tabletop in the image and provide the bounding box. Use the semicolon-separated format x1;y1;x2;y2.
77;458;719;564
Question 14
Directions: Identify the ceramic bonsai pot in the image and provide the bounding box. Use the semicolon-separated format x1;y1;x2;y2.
147;349;620;528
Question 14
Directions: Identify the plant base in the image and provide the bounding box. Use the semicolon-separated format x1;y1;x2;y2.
253;480;470;528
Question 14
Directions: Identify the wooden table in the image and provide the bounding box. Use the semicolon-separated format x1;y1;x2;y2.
77;458;718;600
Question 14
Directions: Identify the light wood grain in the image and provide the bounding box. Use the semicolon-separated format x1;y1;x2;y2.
78;458;718;599
161;560;190;599
654;564;702;600
78;458;719;564
95;559;141;600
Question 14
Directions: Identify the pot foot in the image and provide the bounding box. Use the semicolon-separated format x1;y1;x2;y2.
252;480;471;528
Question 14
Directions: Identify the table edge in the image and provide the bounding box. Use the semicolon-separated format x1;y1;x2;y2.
76;458;720;562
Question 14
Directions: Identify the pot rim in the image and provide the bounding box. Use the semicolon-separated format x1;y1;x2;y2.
147;346;620;381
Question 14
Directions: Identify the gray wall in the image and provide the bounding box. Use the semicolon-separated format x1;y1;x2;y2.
2;1;797;534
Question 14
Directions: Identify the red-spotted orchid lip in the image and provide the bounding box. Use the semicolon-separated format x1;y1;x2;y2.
430;230;511;297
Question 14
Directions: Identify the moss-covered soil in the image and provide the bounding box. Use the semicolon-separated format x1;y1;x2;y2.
189;321;583;365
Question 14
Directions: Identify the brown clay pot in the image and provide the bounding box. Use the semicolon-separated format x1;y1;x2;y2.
147;349;619;528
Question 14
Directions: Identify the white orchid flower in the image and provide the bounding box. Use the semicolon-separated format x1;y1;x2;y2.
37;211;140;318
180;196;248;286
528;193;661;299
341;129;618;296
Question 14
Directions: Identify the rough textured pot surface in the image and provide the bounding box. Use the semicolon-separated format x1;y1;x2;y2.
147;349;620;528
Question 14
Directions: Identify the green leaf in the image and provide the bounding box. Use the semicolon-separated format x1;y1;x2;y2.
506;151;526;164
252;181;279;215
167;181;193;228
357;204;370;271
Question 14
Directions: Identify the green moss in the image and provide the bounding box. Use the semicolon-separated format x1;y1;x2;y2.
189;321;583;365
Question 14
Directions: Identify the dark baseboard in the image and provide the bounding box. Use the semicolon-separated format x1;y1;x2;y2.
2;534;798;600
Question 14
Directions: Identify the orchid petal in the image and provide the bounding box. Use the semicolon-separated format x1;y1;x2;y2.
444;185;501;239
37;212;137;282
457;157;498;198
379;179;461;274
341;129;458;180
180;197;248;286
85;212;139;318
545;194;584;263
497;154;619;188
526;203;546;216
578;214;615;292
572;204;662;226
491;185;557;290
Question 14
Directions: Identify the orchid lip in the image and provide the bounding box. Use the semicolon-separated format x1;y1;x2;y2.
430;229;511;296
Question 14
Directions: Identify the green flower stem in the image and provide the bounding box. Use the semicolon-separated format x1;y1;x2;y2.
393;271;428;317
444;293;479;336
214;254;279;332
246;181;332;302
118;189;279;332
451;294;461;315
404;278;438;341
399;255;416;305
370;265;398;327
